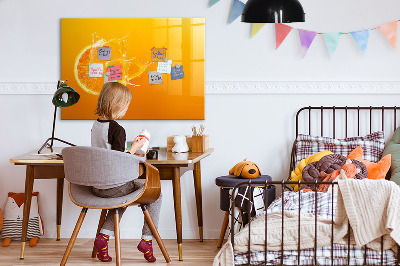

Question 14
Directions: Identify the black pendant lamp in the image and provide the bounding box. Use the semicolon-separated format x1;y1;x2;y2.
242;0;305;23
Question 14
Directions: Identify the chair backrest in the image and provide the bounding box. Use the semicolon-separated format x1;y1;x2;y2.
62;146;145;187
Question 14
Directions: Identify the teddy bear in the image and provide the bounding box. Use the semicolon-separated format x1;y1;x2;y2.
1;192;44;247
229;159;261;179
172;135;189;153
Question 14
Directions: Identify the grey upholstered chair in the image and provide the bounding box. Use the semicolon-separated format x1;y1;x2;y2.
60;146;171;265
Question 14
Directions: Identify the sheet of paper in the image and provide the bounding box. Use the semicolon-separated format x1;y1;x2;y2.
171;64;184;80
104;72;117;84
151;47;167;62
157;59;172;74
107;66;122;81
89;63;103;77
148;70;162;85
98;46;111;60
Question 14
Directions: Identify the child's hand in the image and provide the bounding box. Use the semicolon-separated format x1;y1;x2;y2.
129;137;147;154
134;149;149;157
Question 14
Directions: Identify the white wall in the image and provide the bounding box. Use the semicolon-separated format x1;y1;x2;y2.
1;0;400;240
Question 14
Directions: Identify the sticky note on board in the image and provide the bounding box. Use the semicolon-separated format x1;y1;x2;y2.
171;64;184;80
157;59;172;74
107;66;122;81
89;63;103;77
104;72;117;84
151;47;167;62
98;46;111;60
148;70;162;85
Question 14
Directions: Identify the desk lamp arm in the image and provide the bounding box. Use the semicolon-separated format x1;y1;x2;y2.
37;105;76;154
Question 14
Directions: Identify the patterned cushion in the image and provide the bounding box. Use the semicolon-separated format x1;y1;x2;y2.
294;131;385;167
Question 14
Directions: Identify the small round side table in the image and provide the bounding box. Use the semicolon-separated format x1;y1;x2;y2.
215;175;275;248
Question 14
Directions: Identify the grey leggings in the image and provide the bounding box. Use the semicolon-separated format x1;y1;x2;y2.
92;180;162;240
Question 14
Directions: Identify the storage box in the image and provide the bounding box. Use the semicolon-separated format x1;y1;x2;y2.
191;135;209;153
167;135;192;151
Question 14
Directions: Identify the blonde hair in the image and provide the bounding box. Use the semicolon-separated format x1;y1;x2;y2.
95;83;133;120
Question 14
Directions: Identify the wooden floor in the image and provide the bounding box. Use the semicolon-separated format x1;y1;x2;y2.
0;239;221;265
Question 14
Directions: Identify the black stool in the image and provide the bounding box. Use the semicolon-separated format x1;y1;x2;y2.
215;175;275;248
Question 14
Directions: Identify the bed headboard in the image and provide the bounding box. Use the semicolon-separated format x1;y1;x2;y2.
290;106;400;179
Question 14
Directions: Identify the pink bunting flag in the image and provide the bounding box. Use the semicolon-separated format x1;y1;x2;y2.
298;29;317;58
378;21;398;50
275;23;293;49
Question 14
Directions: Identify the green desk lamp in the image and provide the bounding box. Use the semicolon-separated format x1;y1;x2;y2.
38;80;80;154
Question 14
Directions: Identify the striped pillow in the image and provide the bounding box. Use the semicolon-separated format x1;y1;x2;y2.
294;131;385;167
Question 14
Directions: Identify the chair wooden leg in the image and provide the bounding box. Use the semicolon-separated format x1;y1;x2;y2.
91;209;108;258
217;211;230;248
141;205;171;263
114;210;121;266
60;208;88;266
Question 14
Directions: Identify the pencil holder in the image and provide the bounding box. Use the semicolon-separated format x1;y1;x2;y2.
191;135;209;152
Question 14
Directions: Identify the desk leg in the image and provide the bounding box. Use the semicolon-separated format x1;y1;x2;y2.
172;167;183;261
56;178;64;241
20;165;35;259
193;161;203;242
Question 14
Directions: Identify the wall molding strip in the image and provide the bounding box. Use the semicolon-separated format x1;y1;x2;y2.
0;81;400;95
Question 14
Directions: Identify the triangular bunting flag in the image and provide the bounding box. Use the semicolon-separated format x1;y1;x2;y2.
229;0;245;24
298;29;317;58
378;21;398;50
323;33;341;58
251;23;265;38
275;23;293;49
351;29;370;55
209;0;220;7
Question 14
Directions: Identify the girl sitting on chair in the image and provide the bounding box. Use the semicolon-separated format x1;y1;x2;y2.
91;82;162;263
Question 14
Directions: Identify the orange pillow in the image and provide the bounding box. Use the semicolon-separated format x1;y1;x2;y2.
347;146;391;180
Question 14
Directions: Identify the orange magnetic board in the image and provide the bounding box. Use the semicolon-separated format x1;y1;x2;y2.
61;18;205;120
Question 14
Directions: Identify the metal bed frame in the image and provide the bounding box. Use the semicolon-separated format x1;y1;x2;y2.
230;106;400;266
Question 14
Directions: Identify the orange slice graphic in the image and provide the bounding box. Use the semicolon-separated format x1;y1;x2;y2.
74;34;153;95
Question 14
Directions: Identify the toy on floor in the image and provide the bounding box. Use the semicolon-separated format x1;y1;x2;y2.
229;159;261;179
1;192;44;247
0;208;3;232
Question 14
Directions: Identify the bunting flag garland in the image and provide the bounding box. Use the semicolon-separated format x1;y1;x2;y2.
209;0;220;7
251;23;266;38
378;21;398;50
207;3;400;58
298;30;317;58
229;0;245;24
323;33;341;58
351;29;370;55
275;23;293;49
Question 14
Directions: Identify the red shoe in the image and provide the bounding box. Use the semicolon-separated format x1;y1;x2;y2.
137;239;156;262
94;233;112;262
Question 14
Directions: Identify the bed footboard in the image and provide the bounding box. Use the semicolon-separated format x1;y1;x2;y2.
230;180;400;266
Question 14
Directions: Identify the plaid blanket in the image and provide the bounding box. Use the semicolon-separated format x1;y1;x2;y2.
235;244;397;265
234;191;397;265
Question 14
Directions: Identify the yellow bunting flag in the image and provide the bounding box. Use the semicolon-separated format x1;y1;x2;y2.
251;23;266;38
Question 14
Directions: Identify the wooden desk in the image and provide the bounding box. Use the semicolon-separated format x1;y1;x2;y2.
10;147;213;261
